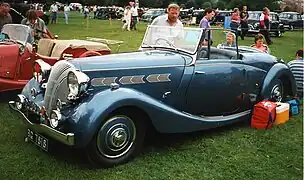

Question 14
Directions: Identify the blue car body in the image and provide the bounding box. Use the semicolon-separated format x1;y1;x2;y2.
9;26;296;167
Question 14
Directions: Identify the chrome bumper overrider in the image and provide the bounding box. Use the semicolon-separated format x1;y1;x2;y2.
9;101;75;146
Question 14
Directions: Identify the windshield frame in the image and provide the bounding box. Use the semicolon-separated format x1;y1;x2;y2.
140;25;204;55
1;24;31;45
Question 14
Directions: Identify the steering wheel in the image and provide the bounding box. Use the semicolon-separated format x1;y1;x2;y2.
155;38;176;48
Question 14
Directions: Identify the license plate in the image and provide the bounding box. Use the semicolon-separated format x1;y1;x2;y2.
27;129;48;151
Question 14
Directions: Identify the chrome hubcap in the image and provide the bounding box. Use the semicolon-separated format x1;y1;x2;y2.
271;84;283;102
110;127;127;148
97;116;136;158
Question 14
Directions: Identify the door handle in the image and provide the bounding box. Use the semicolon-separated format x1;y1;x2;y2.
195;71;206;75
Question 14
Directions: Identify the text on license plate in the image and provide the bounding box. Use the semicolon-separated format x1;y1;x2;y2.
27;129;48;151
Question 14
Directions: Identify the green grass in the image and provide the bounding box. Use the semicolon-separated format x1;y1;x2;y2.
0;12;303;179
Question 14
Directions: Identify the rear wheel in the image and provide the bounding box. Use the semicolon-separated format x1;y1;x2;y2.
269;79;284;102
86;114;145;168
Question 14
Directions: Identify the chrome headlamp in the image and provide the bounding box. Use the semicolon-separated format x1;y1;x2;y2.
15;94;27;110
33;59;51;84
67;70;90;100
49;110;62;128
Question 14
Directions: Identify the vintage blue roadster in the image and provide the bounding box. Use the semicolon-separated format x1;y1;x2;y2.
9;25;296;168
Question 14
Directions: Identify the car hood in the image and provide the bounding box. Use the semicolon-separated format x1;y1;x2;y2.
69;50;187;105
70;50;186;72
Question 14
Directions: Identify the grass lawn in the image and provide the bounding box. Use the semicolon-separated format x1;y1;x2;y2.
0;12;303;179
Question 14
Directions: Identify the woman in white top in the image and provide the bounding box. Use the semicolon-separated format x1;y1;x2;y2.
122;6;132;31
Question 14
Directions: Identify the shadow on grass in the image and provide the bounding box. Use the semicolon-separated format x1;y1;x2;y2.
44;119;250;170
0;90;22;103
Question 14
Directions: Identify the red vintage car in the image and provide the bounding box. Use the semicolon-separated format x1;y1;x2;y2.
0;24;112;92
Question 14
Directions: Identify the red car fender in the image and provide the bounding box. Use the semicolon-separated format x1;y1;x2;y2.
79;51;102;58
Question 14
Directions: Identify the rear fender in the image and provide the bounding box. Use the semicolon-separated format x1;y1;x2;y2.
260;63;296;100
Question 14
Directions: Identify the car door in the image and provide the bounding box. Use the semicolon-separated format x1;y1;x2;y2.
184;56;246;116
296;14;303;28
270;14;279;31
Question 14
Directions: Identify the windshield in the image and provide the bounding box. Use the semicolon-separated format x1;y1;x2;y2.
141;25;203;54
248;13;260;20
145;10;163;15
1;24;31;44
279;13;293;19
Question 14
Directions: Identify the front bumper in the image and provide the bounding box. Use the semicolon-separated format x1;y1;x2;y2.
0;78;28;92
9;101;75;146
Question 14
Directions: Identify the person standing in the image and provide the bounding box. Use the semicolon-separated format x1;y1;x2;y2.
64;4;70;24
259;7;272;45
49;1;58;24
130;3;138;30
83;6;90;28
288;49;304;97
122;6;132;31
151;3;183;27
240;5;249;40
0;2;12;30
230;8;240;34
93;5;97;19
21;10;49;43
199;8;215;46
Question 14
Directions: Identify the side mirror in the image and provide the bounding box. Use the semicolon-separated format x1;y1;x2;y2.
54;35;58;39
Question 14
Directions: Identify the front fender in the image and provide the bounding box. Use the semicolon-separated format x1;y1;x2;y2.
68;87;164;148
260;63;296;100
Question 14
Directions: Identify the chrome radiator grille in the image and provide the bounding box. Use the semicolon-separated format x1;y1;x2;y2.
44;60;74;115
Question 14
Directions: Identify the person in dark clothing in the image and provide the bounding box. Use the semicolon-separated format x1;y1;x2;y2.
259;7;272;45
240;5;249;40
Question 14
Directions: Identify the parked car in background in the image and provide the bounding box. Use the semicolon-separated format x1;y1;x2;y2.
279;12;303;30
238;11;285;37
9;27;296;168
0;24;111;92
190;9;204;25
141;9;165;22
212;10;232;25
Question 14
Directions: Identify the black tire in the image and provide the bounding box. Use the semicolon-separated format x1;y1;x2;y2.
269;79;284;102
276;30;282;37
85;114;146;168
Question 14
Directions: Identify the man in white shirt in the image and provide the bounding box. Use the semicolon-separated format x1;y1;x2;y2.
149;3;184;45
49;1;58;24
64;4;70;24
93;5;97;19
130;4;138;30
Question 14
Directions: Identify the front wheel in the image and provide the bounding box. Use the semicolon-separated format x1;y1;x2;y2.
86;115;145;168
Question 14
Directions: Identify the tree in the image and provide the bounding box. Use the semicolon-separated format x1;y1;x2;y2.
202;1;212;8
216;1;226;10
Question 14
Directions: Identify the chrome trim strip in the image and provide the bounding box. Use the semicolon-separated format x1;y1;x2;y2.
9;101;75;146
91;77;117;86
146;73;171;83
